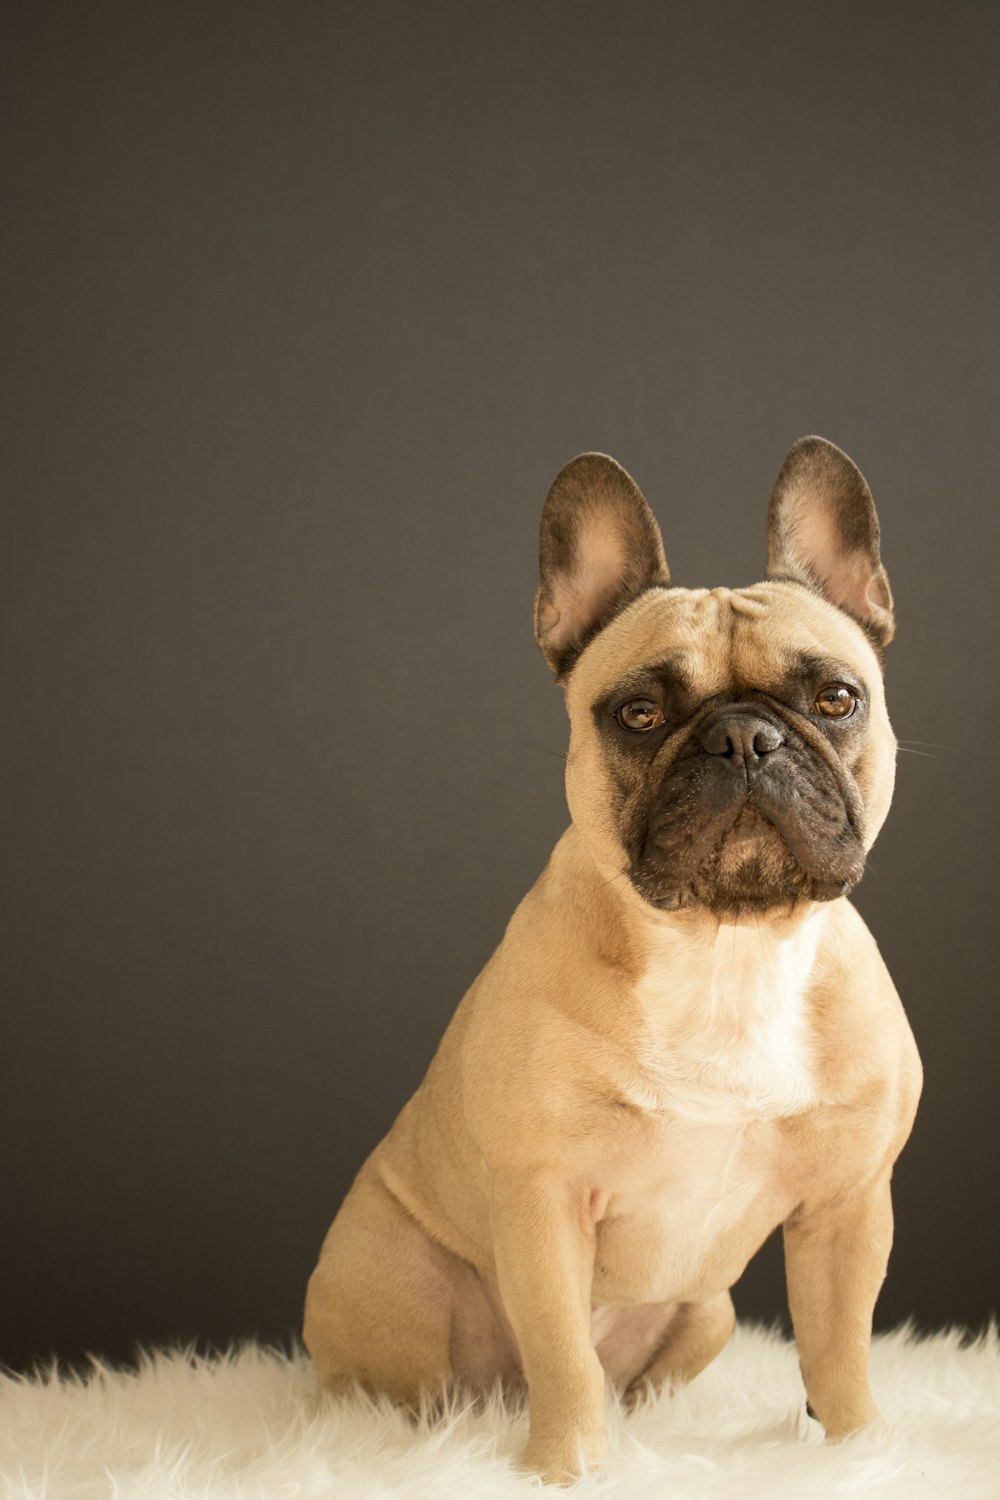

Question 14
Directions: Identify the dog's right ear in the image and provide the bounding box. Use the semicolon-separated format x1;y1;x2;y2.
534;453;670;679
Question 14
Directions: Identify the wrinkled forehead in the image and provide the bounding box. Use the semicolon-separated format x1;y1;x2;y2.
564;581;883;711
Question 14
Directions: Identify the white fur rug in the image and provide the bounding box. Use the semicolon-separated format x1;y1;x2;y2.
3;1324;998;1499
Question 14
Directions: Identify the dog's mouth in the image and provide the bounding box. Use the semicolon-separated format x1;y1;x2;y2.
716;806;777;861
632;781;864;919
693;806;822;912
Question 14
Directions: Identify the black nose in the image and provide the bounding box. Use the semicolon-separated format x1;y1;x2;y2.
696;708;785;764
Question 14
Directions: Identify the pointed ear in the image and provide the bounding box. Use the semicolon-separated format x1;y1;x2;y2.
534;453;670;678
766;436;895;649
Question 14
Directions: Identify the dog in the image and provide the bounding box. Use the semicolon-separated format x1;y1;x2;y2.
304;436;922;1484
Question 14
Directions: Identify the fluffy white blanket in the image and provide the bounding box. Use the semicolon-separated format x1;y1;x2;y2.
3;1323;998;1498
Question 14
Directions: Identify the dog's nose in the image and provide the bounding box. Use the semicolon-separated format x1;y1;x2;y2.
696;709;785;764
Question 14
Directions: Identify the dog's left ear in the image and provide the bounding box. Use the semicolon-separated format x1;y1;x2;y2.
535;453;670;679
766;436;895;649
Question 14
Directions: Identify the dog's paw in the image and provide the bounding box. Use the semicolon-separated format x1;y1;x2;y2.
839;1411;891;1442
518;1432;609;1486
622;1373;669;1413
817;1406;889;1442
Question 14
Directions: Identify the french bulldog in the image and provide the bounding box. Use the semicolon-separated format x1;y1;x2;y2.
304;436;922;1484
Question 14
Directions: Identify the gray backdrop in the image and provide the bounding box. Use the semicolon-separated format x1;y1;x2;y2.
3;0;998;1371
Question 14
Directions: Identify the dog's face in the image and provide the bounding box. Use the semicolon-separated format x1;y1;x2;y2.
534;439;897;921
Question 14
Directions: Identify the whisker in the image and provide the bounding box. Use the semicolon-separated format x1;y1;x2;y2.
515;741;567;761
896;746;935;759
897;738;956;752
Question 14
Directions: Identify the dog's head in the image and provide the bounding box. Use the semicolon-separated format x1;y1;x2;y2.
534;438;897;920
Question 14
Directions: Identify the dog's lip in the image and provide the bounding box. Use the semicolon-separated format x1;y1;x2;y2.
719;807;775;846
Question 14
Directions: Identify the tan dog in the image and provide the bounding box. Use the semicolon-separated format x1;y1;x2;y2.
304;437;922;1484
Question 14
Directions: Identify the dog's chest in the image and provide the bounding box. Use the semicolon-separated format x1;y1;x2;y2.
626;918;821;1121
592;920;822;1302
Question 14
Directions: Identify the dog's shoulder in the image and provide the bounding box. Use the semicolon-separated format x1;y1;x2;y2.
781;899;923;1179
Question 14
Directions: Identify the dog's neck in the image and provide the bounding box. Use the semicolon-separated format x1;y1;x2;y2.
551;821;828;973
540;824;828;1120
626;891;827;1122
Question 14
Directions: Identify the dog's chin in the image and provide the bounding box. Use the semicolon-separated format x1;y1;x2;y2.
637;809;857;920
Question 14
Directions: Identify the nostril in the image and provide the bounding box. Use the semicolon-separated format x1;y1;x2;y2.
752;724;783;756
700;721;738;758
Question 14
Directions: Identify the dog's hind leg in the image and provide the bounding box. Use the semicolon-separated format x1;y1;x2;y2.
623;1291;735;1405
303;1161;458;1407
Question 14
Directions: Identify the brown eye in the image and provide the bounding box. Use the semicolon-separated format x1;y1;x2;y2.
814;684;858;719
616;698;665;732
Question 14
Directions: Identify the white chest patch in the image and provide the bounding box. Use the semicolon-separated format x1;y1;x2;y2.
628;913;824;1122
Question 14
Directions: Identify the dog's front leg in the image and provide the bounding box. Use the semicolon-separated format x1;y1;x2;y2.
492;1175;606;1485
783;1170;893;1439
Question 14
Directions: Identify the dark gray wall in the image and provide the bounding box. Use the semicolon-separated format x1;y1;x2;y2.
3;0;998;1370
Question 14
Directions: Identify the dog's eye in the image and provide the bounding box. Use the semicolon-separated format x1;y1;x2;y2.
814;684;858;719
616;698;665;732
